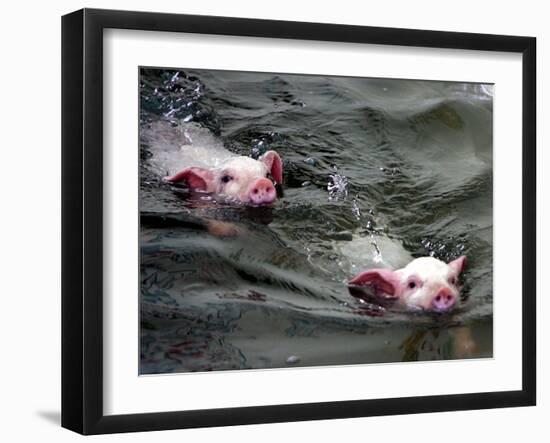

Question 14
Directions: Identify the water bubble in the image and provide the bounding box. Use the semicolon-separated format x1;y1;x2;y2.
301;181;311;187
480;84;494;97
327;170;349;201
304;157;316;166
372;239;383;263
251;139;267;157
182;129;193;145
163;108;177;118
351;197;361;221
286;355;300;365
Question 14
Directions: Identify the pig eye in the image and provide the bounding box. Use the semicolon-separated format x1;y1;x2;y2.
408;281;417;289
221;175;233;184
449;277;457;285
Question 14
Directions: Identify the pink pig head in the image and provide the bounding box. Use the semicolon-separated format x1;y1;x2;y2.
348;255;467;312
164;150;283;205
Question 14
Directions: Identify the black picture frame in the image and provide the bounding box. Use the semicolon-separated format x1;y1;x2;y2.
62;8;536;435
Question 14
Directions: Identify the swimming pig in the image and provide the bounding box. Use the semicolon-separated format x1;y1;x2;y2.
141;119;283;206
164;151;283;206
348;255;467;312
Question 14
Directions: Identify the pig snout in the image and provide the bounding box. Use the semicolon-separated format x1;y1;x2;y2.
249;178;276;205
431;287;457;312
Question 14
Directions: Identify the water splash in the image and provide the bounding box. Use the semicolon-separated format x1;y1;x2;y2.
250;139;265;158
327;167;349;201
421;237;466;262
170;71;180;83
351;197;361;221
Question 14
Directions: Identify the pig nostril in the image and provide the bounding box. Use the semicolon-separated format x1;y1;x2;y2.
250;179;277;204
433;291;455;311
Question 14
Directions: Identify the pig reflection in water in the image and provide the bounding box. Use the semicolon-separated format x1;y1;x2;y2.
399;326;479;361
142;120;283;206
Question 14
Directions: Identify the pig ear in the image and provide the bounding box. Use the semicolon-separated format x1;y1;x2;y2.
164;167;215;191
449;255;467;275
348;268;399;297
260;150;283;185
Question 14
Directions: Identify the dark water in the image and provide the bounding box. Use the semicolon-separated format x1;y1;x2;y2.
139;67;493;374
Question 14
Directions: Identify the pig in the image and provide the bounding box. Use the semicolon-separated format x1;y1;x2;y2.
141;119;283;206
348;255;467;313
164;150;283;206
